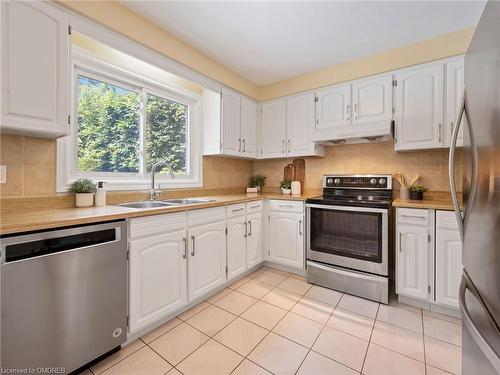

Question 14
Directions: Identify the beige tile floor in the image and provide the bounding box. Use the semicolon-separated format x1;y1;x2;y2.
86;266;462;375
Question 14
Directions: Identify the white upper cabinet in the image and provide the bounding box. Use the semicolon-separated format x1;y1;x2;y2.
221;89;241;156
395;63;444;151
240;97;257;157
435;210;462;309
446;58;465;148
286;92;317;157
351;75;393;126
314;84;351;137
261;99;287;158
1;1;70;138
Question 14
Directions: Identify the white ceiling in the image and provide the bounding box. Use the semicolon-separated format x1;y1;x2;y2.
121;1;485;86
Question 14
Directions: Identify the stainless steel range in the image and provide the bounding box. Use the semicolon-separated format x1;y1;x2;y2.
306;174;393;304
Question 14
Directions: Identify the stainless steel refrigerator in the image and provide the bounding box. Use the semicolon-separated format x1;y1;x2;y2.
449;1;500;373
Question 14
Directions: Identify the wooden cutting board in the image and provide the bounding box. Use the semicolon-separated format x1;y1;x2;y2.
292;159;305;193
284;164;295;181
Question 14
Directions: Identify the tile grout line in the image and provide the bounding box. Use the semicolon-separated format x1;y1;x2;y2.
422;308;428;375
360;302;380;375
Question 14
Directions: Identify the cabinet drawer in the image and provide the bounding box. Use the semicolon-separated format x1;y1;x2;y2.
436;210;460;230
269;199;304;213
246;200;263;213
397;208;430;226
188;206;226;226
130;212;186;239
227;203;246;218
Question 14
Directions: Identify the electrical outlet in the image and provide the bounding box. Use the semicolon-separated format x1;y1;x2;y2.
0;165;6;184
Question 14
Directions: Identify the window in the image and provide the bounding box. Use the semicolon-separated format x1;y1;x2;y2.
58;50;201;191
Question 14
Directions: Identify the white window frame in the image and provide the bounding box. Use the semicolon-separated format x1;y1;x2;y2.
57;49;202;191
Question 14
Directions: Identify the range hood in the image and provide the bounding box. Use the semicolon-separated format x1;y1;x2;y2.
312;120;394;146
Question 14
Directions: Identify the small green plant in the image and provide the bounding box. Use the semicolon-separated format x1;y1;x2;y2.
249;175;266;188
280;180;292;189
68;178;97;194
409;184;429;194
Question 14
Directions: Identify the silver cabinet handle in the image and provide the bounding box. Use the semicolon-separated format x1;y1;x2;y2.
182;237;187;259
282;139;285;154
438;123;442;142
242;139;246;152
401;214;426;219
346;105;350;120
279;204;294;208
232;207;244;213
244;221;247;238
250;204;261;209
288;139;291;152
460;272;500;372
399;233;402;252
248;220;252;236
238;138;241;152
191;235;195;256
354;103;358;119
299;219;303;235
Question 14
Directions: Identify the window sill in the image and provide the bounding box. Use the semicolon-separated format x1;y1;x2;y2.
57;178;202;193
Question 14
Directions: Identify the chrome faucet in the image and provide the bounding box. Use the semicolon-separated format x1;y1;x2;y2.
150;161;175;200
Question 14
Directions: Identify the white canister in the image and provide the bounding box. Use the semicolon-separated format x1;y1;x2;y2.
291;180;301;195
95;181;107;207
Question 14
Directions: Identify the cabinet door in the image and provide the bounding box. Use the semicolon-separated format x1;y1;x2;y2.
396;224;429;300
261;99;287;158
1;1;70;137
129;230;187;333
268;212;304;269
352;75;393;125
221;89;241;156
246;212;263;268
446;59;465;148
227;215;247;280
188;220;226;300
314;84;351;131
395;64;444;150
286;92;316;157
241;97;257;158
435;212;462;308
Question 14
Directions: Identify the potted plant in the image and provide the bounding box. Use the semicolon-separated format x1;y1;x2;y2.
280;180;292;195
248;175;266;193
409;183;429;200
69;178;97;207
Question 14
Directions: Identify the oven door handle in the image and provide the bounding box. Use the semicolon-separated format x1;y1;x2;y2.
305;203;389;214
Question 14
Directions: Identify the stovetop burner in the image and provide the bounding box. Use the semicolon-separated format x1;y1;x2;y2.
306;174;393;208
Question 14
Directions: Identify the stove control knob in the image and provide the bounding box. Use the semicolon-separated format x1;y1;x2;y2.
334;178;341;184
378;178;386;185
370;178;377;185
326;178;333;185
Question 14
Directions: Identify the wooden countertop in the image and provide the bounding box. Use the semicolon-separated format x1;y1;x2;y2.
0;193;315;235
392;197;459;211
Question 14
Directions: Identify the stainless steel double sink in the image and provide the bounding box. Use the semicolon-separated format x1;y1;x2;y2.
118;198;215;209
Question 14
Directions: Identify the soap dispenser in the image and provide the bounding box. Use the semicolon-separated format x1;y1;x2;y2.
95;181;107;207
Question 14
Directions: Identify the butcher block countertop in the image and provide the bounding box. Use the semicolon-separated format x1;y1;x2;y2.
392;194;462;211
0;193;316;235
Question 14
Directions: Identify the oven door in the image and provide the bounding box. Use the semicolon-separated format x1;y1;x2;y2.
306;204;388;276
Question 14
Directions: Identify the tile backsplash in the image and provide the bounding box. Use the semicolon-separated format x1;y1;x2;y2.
253;141;462;192
0;135;461;199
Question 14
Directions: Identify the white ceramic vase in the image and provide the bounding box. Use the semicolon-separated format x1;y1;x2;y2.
76;193;94;207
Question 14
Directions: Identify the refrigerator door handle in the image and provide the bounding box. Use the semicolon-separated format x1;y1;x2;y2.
460;271;500;373
449;90;477;242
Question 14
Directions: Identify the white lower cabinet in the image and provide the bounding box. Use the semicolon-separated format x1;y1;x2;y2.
128;214;188;334
435;210;462;308
187;218;227;301
246;211;263;268
227;214;247;280
267;200;304;270
396;223;430;300
396;208;462;309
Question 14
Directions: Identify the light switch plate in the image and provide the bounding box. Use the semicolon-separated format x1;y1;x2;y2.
0;165;6;184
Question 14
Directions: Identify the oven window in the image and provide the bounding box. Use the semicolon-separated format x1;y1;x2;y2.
310;207;382;262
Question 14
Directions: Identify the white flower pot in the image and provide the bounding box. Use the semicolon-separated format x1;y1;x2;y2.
75;193;94;207
281;188;292;195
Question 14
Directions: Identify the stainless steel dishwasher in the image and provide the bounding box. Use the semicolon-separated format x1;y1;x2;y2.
1;220;128;372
